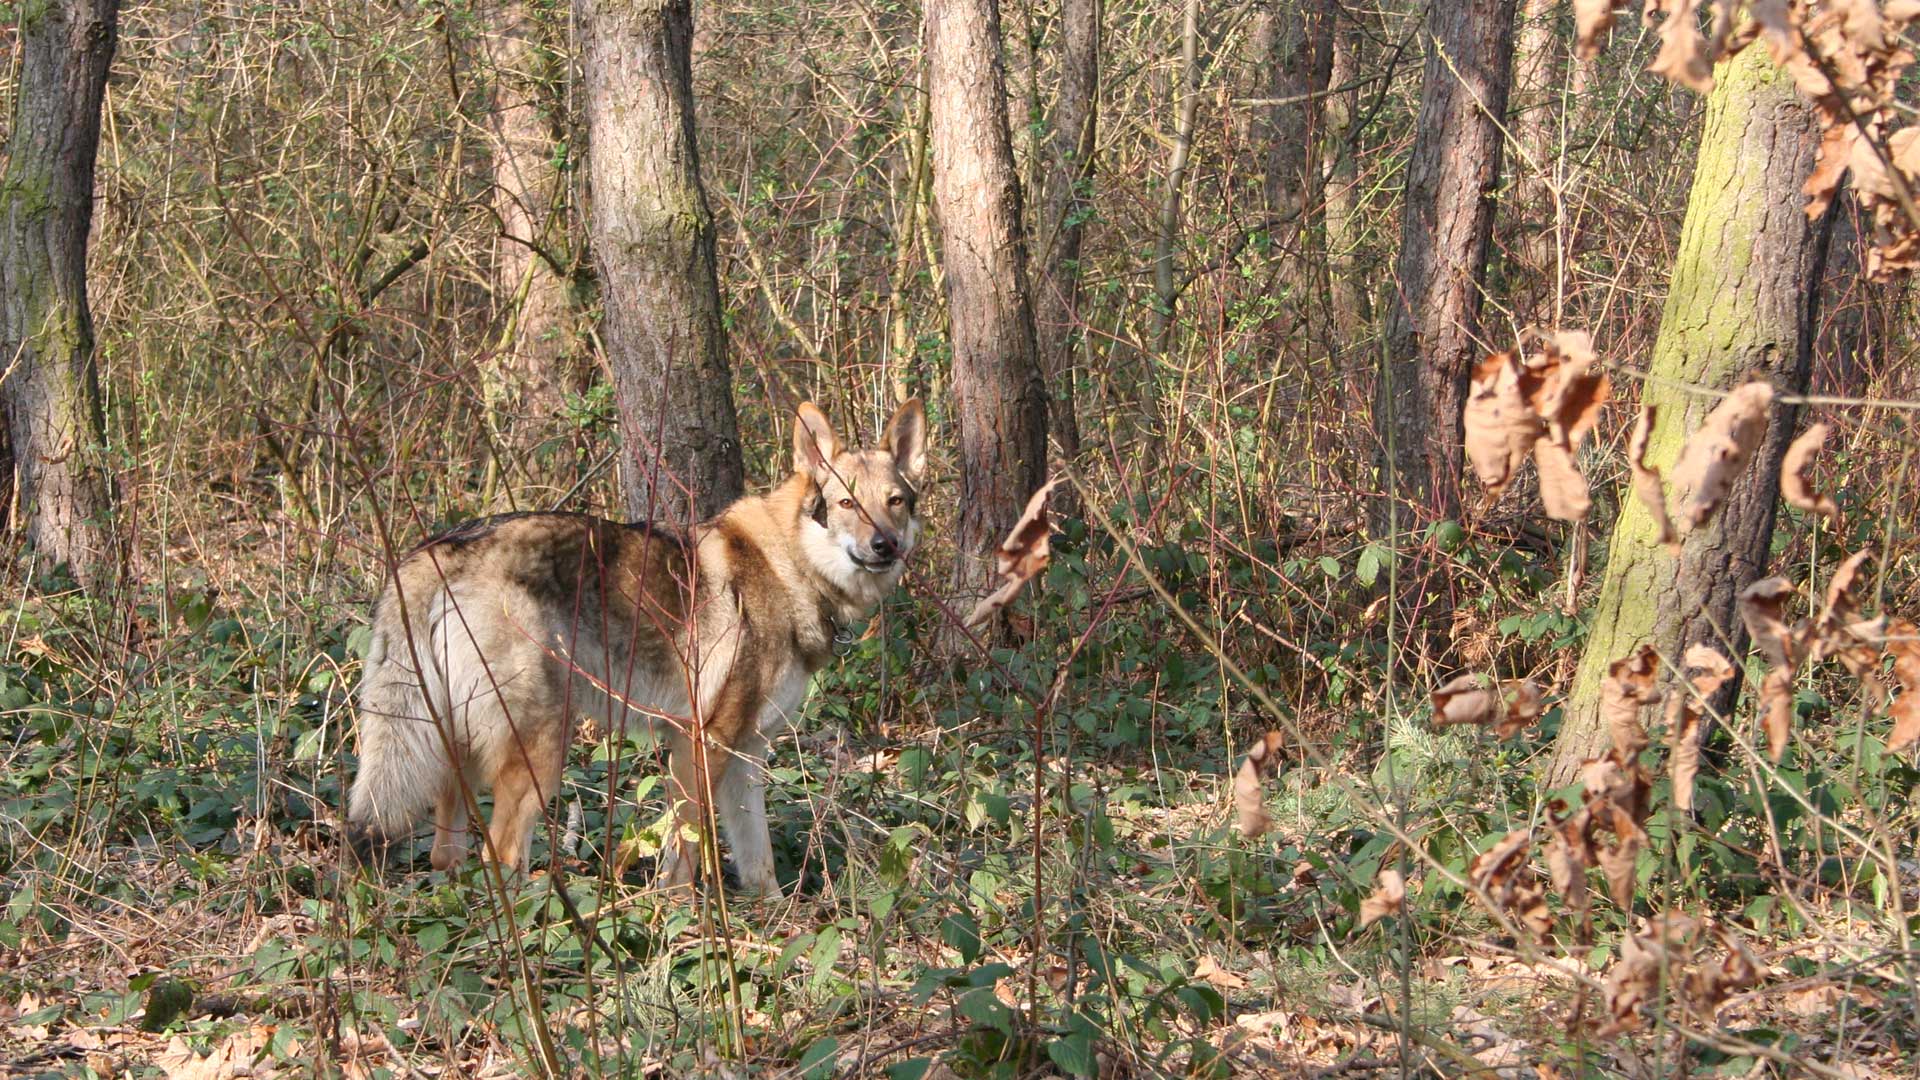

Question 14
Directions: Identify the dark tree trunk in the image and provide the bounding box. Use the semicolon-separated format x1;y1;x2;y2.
1371;0;1517;668
1033;0;1098;475
1322;13;1370;339
1547;47;1832;782
1376;0;1517;533
578;0;744;522
0;0;120;591
925;0;1049;616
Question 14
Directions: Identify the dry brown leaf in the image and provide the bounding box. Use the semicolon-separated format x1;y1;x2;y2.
1524;331;1611;523
1738;576;1801;670
1358;868;1405;929
1666;694;1705;814
1666;644;1733;813
965;478;1058;627
1535;442;1593;522
1648;0;1715;92
1193;955;1248;991
1781;422;1838;520
1464;350;1543;503
1887;618;1920;751
1233;731;1286;838
1600;930;1665;1037
1684;926;1761;1019
1469;828;1533;895
1671;382;1774;531
1627;406;1679;551
1594;801;1648;909
1545;803;1592;938
1602;645;1662;758
1431;675;1546;739
1575;0;1625;59
1759;665;1797;763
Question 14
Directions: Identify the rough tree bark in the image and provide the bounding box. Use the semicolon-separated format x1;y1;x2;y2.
1321;12;1370;339
1510;0;1562;280
925;0;1049;615
1375;0;1517;534
1546;48;1831;782
1033;0;1098;472
578;0;744;522
0;0;120;590
1372;0;1516;666
479;0;578;472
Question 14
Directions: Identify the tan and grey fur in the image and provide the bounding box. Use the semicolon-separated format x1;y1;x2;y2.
346;400;927;895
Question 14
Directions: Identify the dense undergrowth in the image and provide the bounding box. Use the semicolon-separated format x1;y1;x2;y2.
4;473;1916;1076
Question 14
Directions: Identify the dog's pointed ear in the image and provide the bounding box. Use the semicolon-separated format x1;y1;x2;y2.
884;398;928;486
793;402;840;478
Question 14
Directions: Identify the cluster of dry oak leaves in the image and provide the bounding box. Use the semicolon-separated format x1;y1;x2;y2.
967;0;1920;1045
1585;0;1920;276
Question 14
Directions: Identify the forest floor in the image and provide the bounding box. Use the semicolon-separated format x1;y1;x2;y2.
2;528;1914;1078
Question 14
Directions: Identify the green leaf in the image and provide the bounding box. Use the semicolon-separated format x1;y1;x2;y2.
796;1037;839;1079
1317;555;1341;578
884;1059;932;1080
1046;1032;1096;1076
940;911;982;964
1355;544;1391;587
957;987;1014;1035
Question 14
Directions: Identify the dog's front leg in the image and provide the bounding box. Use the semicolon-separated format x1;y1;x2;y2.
716;731;779;897
659;727;731;892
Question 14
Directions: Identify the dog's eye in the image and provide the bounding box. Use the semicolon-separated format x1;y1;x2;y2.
838;498;854;510
887;494;904;507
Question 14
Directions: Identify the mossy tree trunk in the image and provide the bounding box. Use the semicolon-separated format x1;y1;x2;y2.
578;0;744;522
1545;48;1833;783
925;0;1049;628
1371;0;1516;664
0;0;120;590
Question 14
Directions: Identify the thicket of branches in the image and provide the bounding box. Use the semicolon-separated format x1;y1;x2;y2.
2;0;1919;1076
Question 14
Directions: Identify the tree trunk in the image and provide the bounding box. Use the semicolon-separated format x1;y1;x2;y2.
1149;0;1202;354
1322;12;1370;339
1372;0;1516;663
925;0;1049;618
1510;0;1562;282
1546;47;1831;783
578;0;744;523
479;0;578;478
0;0;120;591
1033;0;1098;474
1252;0;1329;219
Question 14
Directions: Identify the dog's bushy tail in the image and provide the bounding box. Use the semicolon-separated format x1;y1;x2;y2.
345;584;448;863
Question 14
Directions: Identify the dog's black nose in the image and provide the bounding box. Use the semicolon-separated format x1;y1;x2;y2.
870;534;897;559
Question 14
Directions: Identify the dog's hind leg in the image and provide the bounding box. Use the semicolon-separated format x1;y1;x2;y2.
483;709;569;872
430;769;472;870
716;731;779;897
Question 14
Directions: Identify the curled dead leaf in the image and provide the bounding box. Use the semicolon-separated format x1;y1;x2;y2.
1233;731;1286;838
1627;406;1679;552
1358;868;1405;929
965;478;1058;628
1737;576;1801;671
1781;422;1838;520
1574;0;1625;60
1666;644;1733;813
1431;675;1546;739
1463;350;1542;503
1671;382;1774;532
1602;645;1662;758
1648;0;1716;92
1887;619;1920;752
1594;800;1648;909
1546;802;1592;941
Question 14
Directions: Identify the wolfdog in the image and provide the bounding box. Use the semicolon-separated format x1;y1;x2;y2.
345;400;927;895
